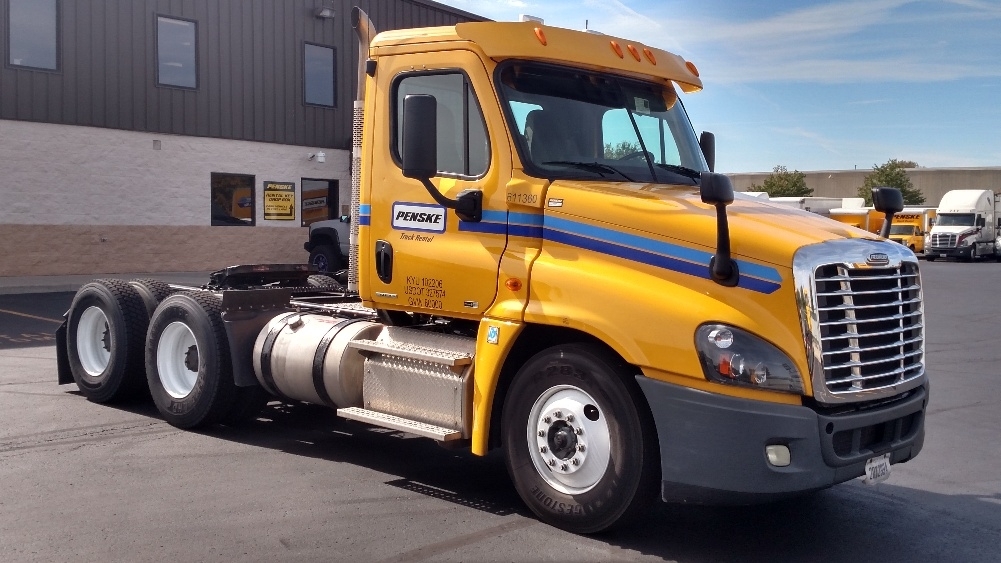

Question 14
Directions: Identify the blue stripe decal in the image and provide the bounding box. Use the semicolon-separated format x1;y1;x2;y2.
459;221;507;235
509;212;544;227
359;204;371;214
358;215;370;226
510;225;544;238
480;210;507;222
543;216;782;284
544;228;781;294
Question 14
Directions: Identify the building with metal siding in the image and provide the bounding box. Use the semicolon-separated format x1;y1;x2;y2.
0;0;483;276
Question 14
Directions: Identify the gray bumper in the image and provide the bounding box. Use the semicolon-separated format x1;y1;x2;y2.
635;376;926;504
927;246;973;259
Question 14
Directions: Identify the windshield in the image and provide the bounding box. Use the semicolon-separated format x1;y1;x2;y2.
937;213;975;227
890;225;917;236
497;62;708;184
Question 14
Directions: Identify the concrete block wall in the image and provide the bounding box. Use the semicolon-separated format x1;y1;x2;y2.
0;120;350;275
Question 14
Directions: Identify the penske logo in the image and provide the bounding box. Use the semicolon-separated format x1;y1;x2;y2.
391;203;446;233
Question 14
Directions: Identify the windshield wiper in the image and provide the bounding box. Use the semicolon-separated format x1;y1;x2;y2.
542;161;635;182
654;163;702;182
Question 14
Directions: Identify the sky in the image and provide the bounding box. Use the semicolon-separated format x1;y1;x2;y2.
434;0;1001;173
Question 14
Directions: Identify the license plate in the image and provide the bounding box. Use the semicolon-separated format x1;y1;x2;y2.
863;453;891;485
939;253;947;258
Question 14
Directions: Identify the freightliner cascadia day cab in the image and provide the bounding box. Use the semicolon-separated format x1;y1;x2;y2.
56;10;928;533
927;189;998;261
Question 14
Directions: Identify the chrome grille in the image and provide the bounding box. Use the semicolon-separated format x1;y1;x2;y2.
931;233;956;247
794;240;927;404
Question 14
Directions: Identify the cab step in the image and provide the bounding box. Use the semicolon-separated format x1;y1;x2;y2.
336;407;462;441
347;338;472;368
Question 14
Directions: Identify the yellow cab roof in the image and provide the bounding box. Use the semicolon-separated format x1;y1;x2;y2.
370;21;703;93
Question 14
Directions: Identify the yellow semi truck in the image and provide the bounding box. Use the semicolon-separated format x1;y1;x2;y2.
56;10;927;533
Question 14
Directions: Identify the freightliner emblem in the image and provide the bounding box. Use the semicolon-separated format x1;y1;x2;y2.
867;253;890;266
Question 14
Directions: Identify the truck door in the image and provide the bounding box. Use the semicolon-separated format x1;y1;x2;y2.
365;50;510;318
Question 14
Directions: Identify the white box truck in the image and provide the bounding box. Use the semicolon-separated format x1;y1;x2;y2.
927;189;998;261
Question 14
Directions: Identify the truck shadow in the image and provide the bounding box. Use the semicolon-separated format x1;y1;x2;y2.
99;397;1001;563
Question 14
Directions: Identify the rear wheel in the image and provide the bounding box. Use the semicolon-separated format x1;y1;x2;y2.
129;278;176;319
65;279;149;402
146;292;236;428
501;344;659;533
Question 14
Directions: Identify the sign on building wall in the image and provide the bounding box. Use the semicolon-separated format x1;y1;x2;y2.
263;181;296;220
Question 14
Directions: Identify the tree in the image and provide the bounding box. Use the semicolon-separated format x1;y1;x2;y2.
603;141;641;159
747;165;812;197
857;159;925;205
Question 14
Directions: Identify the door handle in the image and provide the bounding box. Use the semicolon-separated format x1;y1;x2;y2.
375;240;393;284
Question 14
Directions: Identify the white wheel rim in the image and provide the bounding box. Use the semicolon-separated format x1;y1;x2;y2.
157;321;199;399
76;306;112;377
527;384;611;495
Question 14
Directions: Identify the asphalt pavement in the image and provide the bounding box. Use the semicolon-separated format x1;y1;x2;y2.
0;260;999;562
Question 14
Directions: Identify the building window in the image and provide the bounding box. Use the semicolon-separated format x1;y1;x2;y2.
157;16;197;88
301;179;339;227
211;173;255;226
393;73;490;177
304;43;335;107
8;0;58;70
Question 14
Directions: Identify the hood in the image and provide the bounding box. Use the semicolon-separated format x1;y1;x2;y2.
931;225;978;235
545;180;877;269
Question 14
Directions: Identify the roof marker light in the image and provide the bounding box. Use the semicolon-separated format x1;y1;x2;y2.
534;27;547;46
643;48;657;65
686;61;700;77
626;45;641;61
609;41;624;58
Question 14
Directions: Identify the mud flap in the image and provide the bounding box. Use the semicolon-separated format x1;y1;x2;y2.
55;319;73;385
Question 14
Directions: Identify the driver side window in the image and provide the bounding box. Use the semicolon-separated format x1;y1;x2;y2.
394;73;489;178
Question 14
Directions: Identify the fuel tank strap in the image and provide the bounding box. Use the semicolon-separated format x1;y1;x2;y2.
259;314;295;402
312;318;363;408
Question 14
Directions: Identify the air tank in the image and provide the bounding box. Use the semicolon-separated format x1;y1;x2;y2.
252;312;381;408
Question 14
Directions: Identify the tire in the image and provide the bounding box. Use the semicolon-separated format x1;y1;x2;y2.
145;291;236;429
129;278;176;319
65;279;150;403
501;344;659;533
306;274;342;289
308;244;342;274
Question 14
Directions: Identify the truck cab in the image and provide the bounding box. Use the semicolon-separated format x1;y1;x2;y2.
928;189;996;261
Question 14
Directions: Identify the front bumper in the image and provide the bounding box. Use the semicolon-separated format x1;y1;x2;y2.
928;246;974;259
635;376;927;504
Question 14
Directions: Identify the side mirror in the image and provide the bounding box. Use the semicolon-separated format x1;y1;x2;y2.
872;187;903;238
700;171;734;206
977;216;986;228
871;187;903;214
402;94;437;179
699;131;716;173
339;215;350;223
700;172;737;286
399;93;482;222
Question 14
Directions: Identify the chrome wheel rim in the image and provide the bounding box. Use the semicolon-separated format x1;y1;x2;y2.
77;306;111;377
527;385;611;495
157;321;199;399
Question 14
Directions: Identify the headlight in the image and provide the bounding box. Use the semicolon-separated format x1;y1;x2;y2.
958;235;973;246
695;324;804;394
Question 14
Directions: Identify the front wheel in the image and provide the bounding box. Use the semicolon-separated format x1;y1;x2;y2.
501;344;659;533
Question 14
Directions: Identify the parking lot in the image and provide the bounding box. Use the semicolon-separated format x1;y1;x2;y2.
1;261;999;562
